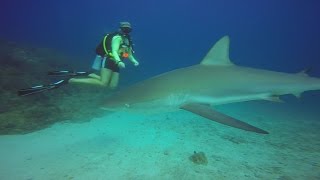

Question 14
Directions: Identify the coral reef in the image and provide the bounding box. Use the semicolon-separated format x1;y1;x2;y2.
0;39;108;134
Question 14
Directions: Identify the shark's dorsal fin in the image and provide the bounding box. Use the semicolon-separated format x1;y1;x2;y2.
200;36;234;66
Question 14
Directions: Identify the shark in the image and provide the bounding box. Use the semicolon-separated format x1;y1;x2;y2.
102;36;320;134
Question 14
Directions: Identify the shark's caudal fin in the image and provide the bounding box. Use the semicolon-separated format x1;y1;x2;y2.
200;36;234;66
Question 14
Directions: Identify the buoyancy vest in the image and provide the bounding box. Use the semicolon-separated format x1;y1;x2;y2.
95;32;133;59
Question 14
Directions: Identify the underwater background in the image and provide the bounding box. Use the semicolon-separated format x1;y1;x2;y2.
1;0;320;179
2;0;320;79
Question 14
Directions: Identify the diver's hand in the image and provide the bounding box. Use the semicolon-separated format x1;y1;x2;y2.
133;60;139;66
117;61;126;68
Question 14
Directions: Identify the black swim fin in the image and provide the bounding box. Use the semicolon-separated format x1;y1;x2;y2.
48;70;88;77
18;79;68;96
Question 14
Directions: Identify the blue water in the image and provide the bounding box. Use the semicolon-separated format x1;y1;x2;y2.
1;1;320;178
1;0;320;80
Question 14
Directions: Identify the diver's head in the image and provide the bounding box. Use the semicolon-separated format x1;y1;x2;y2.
119;21;132;34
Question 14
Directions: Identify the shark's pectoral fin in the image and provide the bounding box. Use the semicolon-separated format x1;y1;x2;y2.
180;103;269;134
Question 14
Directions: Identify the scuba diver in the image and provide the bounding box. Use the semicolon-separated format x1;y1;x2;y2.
18;22;139;96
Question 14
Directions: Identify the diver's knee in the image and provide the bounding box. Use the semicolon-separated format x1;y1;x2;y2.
109;84;118;90
100;82;109;87
68;78;76;83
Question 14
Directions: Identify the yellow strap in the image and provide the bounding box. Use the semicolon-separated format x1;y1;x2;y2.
103;35;109;55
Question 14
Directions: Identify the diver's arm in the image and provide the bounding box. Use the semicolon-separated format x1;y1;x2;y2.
128;47;139;66
111;36;122;64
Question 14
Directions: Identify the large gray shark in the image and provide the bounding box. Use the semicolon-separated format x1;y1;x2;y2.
102;36;320;134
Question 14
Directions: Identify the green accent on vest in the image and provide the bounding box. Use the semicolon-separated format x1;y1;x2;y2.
102;34;113;57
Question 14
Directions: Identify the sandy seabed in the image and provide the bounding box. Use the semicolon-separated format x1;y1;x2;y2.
0;101;319;180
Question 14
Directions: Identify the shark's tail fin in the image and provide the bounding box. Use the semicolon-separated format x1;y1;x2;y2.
200;36;234;66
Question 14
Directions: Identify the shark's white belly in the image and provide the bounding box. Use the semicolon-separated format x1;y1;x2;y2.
115;91;273;115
